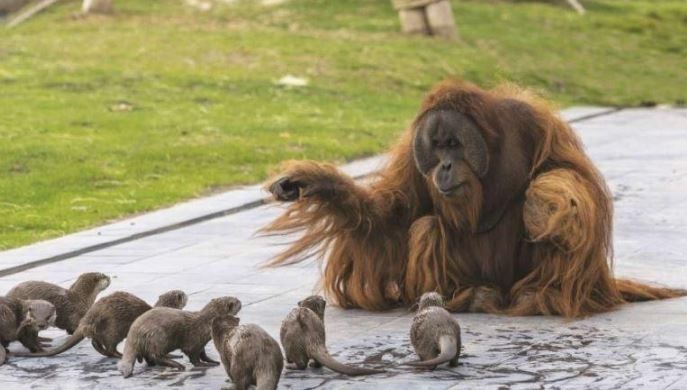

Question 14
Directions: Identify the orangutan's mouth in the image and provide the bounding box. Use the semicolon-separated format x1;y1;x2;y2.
438;183;464;196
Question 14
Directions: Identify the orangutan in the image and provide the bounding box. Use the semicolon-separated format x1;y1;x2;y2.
262;80;683;318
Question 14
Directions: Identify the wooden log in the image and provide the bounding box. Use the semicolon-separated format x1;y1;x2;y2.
392;0;436;10
82;0;113;14
426;0;458;39
565;0;586;15
398;7;429;35
6;0;59;28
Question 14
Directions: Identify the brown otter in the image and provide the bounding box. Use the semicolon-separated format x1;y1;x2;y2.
280;295;384;376
118;296;242;377
212;315;283;390
0;297;56;364
7;272;111;335
14;290;187;358
407;292;461;369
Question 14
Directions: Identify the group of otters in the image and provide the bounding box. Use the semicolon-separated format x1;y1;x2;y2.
1;272;461;389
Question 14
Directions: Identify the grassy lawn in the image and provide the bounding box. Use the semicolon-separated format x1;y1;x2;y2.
0;0;685;250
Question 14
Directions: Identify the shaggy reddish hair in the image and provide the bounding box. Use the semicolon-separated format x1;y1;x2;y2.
262;80;683;318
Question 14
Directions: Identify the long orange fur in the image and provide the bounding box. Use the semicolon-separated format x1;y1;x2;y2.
261;80;684;318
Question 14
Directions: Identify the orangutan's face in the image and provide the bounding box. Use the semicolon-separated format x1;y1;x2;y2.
413;110;489;198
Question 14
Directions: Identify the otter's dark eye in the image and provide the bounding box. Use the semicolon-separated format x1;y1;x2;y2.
447;139;459;147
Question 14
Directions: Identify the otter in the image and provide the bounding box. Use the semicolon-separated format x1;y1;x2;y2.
7;272;111;335
212;315;283;390
280;295;384;376
0;297;55;364
15;290;187;359
407;292;461;369
118;296;242;377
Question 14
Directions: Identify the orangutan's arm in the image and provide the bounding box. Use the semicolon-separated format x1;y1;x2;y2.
522;168;604;252
266;160;377;230
262;160;417;308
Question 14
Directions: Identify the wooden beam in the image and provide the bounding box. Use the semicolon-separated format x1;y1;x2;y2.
426;0;458;40
565;0;586;15
82;0;113;14
398;7;430;35
7;0;59;28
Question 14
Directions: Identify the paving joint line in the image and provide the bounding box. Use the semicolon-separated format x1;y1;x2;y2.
567;107;623;123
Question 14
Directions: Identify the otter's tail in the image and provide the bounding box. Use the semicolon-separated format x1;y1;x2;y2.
308;346;385;376
616;279;687;302
405;335;458;368
118;340;137;378
13;328;85;357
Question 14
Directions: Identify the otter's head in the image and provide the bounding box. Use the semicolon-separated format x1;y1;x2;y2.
72;272;111;294
155;290;188;309
298;295;326;319
26;300;56;330
203;296;242;318
417;292;444;311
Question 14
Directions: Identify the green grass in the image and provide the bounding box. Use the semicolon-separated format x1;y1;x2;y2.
0;0;685;250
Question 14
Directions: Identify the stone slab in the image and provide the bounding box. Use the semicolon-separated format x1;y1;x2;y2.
0;107;686;389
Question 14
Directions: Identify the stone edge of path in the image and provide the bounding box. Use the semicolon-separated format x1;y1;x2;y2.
0;106;618;276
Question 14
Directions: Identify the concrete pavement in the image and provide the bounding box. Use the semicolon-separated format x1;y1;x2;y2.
0;107;686;389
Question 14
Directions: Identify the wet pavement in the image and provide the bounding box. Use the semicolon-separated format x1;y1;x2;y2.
0;107;686;389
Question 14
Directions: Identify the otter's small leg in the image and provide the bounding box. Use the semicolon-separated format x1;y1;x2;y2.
17;325;43;353
189;351;218;367
104;344;123;359
91;340;109;357
449;356;459;367
309;359;322;368
285;349;308;370
154;358;185;371
233;378;251;390
199;350;219;365
286;359;307;370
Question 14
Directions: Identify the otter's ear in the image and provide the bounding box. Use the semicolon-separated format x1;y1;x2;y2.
413;114;440;175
